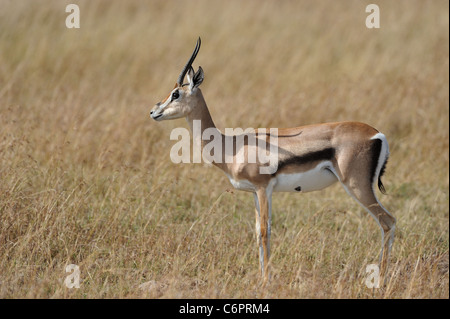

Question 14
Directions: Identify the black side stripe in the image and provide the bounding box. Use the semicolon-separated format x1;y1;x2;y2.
273;148;335;176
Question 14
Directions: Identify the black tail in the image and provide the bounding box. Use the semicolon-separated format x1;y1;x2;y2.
371;138;388;195
378;158;388;195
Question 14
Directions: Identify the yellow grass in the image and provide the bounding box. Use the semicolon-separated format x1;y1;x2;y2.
0;0;448;298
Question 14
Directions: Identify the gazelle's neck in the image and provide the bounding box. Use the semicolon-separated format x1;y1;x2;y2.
185;90;216;136
185;90;226;170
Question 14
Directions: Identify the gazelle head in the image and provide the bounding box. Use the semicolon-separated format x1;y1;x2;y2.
150;37;204;121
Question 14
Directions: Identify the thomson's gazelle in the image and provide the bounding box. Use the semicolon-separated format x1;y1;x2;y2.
150;38;396;283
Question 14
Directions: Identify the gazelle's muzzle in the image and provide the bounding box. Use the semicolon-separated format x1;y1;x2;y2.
150;102;164;121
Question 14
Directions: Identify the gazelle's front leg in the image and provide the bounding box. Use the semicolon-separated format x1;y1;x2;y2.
254;187;272;283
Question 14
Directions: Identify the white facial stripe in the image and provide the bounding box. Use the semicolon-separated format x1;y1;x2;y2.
157;89;179;113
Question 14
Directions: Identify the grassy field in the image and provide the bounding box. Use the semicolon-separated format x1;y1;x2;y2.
0;0;448;298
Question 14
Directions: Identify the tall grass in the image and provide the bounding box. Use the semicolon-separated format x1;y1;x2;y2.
0;0;448;298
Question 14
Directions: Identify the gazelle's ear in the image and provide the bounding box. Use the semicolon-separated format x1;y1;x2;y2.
188;66;204;91
193;66;204;88
187;66;195;86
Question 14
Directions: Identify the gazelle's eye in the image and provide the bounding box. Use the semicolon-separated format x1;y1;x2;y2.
172;90;179;100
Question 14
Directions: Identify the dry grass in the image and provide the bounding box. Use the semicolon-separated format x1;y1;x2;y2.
0;0;448;298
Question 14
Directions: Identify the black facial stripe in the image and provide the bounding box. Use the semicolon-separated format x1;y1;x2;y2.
274;148;336;175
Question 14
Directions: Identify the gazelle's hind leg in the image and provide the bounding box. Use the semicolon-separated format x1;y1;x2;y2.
333;134;396;281
339;180;396;279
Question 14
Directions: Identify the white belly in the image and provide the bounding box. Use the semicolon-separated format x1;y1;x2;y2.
273;161;338;193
